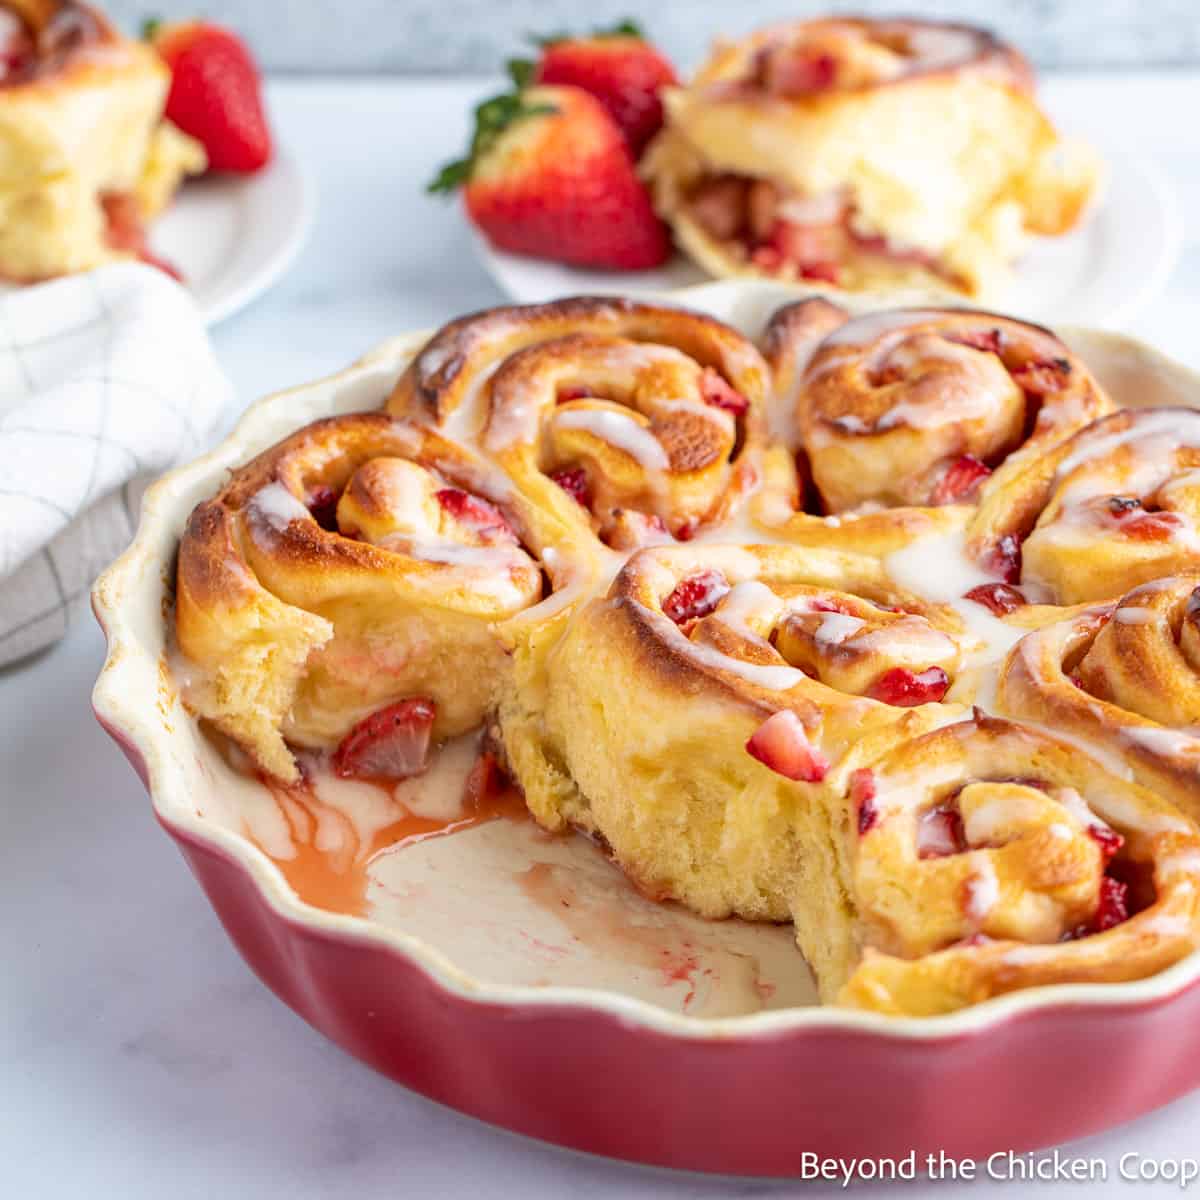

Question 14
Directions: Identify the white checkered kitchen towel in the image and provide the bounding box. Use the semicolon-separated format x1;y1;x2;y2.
0;263;232;666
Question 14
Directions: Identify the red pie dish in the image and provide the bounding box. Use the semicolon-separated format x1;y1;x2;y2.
93;280;1200;1175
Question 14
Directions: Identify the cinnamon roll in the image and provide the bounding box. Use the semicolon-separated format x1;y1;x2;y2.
522;541;979;920
832;714;1200;1015
175;412;557;783
999;576;1200;821
388;297;770;560
642;17;1098;297
974;408;1200;604
0;0;205;281
755;300;1113;560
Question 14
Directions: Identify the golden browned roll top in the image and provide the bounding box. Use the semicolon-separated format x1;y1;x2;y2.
172;295;1200;1016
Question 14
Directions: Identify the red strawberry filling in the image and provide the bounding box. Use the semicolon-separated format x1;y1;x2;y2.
745;710;830;782
662;569;730;625
918;804;968;859
1118;511;1185;541
932;455;992;505
101;193;183;280
332;697;436;781
867;666;950;707
757;48;838;96
948;328;1004;355
964;582;1027;616
850;768;878;835
1093;875;1131;931
0;13;32;82
557;385;591;403
982;534;1022;584
699;367;749;415
435;487;514;539
1011;357;1072;396
549;466;592;508
1087;824;1125;863
306;484;341;531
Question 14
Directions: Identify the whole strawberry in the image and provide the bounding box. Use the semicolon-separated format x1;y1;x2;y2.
512;20;677;157
429;84;670;271
147;20;272;173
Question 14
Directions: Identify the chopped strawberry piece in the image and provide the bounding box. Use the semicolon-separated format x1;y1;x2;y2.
0;12;32;81
932;455;992;505
867;666;950;707
699;367;749;415
1069;673;1085;689
463;749;508;809
850;768;878;835
983;534;1022;584
1119;511;1186;541
800;261;840;284
674;518;698;542
557;385;591;403
1088;824;1125;863
750;245;784;273
964;582;1027;616
1011;357;1072;396
332;698;436;781
435;487;514;537
662;569;730;625
949;328;1004;355
769;219;842;276
549;466;592;508
689;175;748;241
746;710;830;782
307;484;341;531
918;804;968;858
762;49;837;97
1094;875;1130;931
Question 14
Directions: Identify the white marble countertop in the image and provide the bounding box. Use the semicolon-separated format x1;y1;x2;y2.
5;75;1200;1198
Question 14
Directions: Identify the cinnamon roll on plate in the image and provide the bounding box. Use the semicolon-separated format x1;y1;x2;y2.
151;288;1200;1020
0;0;205;281
643;17;1099;298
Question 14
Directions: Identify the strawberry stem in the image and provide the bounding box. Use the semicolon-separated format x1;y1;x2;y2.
427;92;556;193
506;57;535;89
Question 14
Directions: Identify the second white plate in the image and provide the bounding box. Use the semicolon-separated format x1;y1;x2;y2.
476;148;1179;329
149;147;314;326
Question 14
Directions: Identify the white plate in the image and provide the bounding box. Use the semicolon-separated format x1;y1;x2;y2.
151;148;313;325
0;148;312;326
475;148;1180;330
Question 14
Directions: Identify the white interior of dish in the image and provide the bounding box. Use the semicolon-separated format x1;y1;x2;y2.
93;279;1200;1039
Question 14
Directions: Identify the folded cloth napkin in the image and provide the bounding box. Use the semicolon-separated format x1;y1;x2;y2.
0;263;231;667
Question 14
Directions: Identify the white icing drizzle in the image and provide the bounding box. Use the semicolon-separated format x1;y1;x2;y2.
1053;411;1200;480
552;408;670;472
814;612;866;646
1113;606;1159;625
248;481;311;531
1123;726;1200;760
963;793;1047;846
882;527;1025;710
1051;786;1111;834
963;858;1000;923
